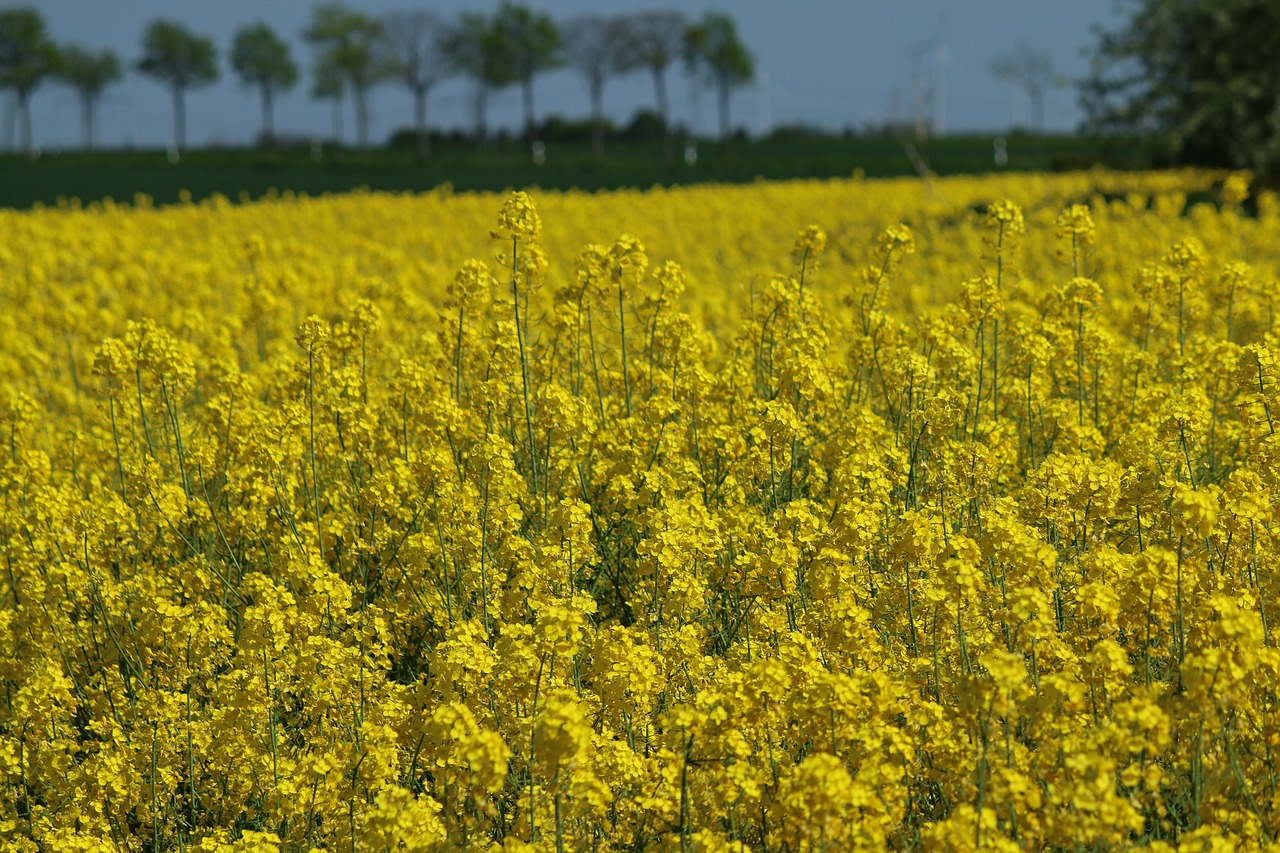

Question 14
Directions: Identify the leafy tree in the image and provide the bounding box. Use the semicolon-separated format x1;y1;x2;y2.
684;12;754;141
137;19;218;153
231;23;299;148
0;7;56;153
563;14;630;161
1082;0;1280;174
304;3;391;156
381;10;451;162
625;10;686;161
54;45;122;152
988;44;1063;136
491;3;561;143
442;12;517;147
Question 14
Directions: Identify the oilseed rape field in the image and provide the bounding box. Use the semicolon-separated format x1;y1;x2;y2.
4;169;1280;852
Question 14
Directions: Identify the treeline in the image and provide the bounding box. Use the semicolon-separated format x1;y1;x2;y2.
0;4;754;160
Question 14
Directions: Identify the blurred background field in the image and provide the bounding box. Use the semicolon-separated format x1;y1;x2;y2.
1;131;1148;209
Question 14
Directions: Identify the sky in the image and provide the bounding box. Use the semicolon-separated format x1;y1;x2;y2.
18;1;1128;151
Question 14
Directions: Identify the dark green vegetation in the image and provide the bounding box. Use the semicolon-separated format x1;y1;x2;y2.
2;133;1147;209
1084;0;1280;178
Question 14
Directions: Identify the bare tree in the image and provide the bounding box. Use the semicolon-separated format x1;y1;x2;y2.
382;10;451;162
563;14;629;161
988;44;1064;136
627;10;685;162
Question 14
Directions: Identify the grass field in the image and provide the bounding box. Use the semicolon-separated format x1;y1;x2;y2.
1;132;1149;208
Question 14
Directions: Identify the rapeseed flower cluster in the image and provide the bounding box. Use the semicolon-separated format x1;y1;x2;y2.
3;169;1280;850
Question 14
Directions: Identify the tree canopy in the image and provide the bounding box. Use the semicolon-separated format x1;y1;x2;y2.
138;19;218;92
1081;0;1280;175
231;23;298;95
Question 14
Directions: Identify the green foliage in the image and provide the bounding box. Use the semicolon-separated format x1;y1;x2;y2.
137;19;218;91
684;12;754;88
231;22;298;93
492;2;561;87
441;12;515;91
0;6;55;98
304;3;389;91
1082;0;1280;176
55;45;122;97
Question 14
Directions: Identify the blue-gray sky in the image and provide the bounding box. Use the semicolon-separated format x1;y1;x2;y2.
21;1;1125;150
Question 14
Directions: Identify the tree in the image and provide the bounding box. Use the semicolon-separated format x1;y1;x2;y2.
312;61;344;145
988;44;1063;136
0;7;56;153
563;14;630;161
381;10;451;162
442;12;516;147
684;12;754;141
231;23;298;148
54;45;122;152
137;20;218;153
1082;0;1280;175
304;3;390;156
625;10;686;161
491;3;561;144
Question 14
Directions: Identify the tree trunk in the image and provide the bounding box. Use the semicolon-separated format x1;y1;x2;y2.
473;83;487;148
1030;87;1044;137
354;86;370;157
331;94;343;147
261;83;275;149
80;93;95;152
16;91;32;154
1030;87;1045;159
717;77;731;141
522;77;537;144
653;65;672;163
590;78;605;162
414;85;430;162
173;85;186;152
2;96;13;152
